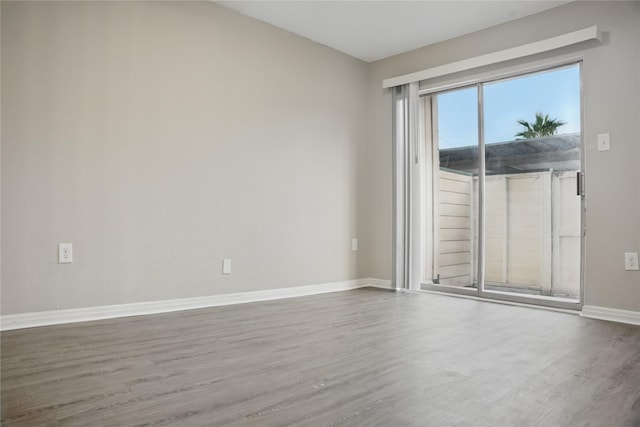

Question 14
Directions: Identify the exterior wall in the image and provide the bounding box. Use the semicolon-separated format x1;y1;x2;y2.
366;1;640;311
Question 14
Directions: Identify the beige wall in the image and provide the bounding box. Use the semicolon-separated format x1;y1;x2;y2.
1;1;369;314
3;1;639;316
366;1;640;311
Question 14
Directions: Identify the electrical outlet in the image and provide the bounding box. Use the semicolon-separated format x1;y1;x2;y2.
222;259;232;275
351;238;358;251
58;243;73;263
624;252;639;271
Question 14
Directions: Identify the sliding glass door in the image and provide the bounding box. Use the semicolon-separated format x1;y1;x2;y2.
423;64;583;309
431;87;479;289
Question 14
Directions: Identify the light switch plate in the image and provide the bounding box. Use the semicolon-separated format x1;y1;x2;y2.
351;238;358;251
597;133;610;151
222;259;232;275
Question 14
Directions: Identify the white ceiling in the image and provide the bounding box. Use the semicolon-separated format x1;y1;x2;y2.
217;1;572;62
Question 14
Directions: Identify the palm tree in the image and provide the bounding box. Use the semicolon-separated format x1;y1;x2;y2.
515;112;566;139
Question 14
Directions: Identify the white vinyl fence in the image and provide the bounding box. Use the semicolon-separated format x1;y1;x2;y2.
433;169;580;297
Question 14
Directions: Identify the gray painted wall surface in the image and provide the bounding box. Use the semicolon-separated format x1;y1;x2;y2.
2;1;639;315
1;1;369;314
366;1;640;311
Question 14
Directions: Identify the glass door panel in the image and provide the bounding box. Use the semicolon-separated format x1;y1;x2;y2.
422;64;583;308
481;65;581;302
431;87;479;290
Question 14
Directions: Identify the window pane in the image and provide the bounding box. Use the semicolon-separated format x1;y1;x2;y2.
482;65;581;300
432;87;479;288
484;66;580;145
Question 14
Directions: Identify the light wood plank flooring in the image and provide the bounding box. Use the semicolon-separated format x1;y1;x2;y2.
2;288;639;426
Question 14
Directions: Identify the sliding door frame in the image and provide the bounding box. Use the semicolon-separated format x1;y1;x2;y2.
420;61;585;311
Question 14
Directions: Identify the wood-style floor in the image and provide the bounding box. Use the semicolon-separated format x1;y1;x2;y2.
2;288;639;426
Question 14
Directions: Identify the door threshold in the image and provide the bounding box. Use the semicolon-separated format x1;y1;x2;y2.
419;284;581;313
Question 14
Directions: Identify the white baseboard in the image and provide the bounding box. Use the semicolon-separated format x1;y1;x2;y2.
0;278;392;331
581;305;640;326
364;278;393;289
10;282;636;330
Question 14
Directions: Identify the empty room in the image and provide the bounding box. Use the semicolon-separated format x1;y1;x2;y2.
1;1;639;425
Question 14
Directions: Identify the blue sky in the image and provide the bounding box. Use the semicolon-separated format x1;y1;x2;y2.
437;65;581;148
